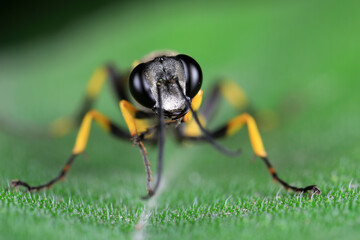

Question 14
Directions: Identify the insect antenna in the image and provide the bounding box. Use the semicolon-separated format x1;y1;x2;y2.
175;80;241;157
141;83;166;199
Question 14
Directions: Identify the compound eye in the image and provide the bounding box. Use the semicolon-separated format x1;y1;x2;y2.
129;63;156;108
177;54;203;98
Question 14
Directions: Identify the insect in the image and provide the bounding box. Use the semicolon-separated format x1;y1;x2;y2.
11;50;321;198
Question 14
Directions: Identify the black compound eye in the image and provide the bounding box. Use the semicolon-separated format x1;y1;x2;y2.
129;63;156;108
177;54;203;98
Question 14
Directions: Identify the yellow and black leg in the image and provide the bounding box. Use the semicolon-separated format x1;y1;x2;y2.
199;79;251;121
181;112;321;195
175;80;321;196
177;81;241;157
213;114;320;194
178;79;250;139
49;65;131;137
120;80;171;198
120;99;161;198
11;110;130;192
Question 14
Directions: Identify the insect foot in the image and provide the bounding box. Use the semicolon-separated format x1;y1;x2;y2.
310;185;322;195
301;185;322;196
10;179;30;192
141;189;155;200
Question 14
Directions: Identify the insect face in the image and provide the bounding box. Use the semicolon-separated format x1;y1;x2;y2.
129;54;202;119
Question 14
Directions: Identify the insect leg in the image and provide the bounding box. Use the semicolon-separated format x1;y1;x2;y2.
49;65;133;137
120;79;168;199
181;113;321;195
106;64;130;103
11;110;130;192
48;67;109;137
176;81;241;157
200;79;249;121
120;100;159;197
178;80;320;195
179;79;251;138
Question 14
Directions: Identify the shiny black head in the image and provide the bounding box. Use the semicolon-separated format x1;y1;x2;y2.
129;54;202;118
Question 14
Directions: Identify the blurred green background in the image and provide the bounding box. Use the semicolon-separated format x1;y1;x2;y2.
0;0;359;239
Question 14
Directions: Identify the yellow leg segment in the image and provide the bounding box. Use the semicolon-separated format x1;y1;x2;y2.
11;108;131;193
220;80;248;110
182;90;205;137
86;67;108;98
119;100;155;195
49;67;109;138
49;117;76;137
226;113;266;157
120;100;152;137
183;114;206;137
182;80;248;138
72;110;111;154
183;90;203;123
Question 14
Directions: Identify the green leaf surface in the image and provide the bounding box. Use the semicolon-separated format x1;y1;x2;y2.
1;1;359;239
